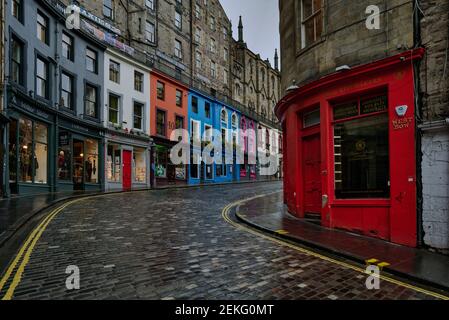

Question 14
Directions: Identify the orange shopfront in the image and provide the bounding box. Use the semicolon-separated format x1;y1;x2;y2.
275;49;425;247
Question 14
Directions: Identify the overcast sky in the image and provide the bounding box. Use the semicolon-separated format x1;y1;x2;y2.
220;0;280;66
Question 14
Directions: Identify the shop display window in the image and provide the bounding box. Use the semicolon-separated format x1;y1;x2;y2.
58;132;71;180
107;144;121;182
17;118;48;184
134;148;146;183
9;120;18;184
333;95;389;199
85;139;98;184
155;146;167;178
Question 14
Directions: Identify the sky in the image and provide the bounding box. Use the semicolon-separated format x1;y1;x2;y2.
220;0;280;66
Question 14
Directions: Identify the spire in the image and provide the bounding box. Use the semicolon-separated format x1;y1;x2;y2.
238;16;243;42
274;49;279;71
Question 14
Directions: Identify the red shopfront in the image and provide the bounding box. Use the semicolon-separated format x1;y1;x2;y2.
276;49;424;247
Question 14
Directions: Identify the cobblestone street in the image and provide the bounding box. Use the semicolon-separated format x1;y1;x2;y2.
0;182;440;300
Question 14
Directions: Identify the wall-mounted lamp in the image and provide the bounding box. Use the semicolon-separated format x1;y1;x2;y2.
336;65;351;72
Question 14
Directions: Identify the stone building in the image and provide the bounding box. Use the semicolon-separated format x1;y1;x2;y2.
191;0;232;97
232;16;281;124
277;0;449;251
60;0;193;80
417;0;449;253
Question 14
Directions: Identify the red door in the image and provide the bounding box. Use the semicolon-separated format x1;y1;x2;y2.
122;150;132;190
303;134;321;215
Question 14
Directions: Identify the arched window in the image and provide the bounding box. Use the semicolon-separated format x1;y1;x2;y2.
221;108;228;125
231;113;238;128
261;69;265;83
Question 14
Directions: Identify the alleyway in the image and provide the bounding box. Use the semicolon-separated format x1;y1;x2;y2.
0;182;441;300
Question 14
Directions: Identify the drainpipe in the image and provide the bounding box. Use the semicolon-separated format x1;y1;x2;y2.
413;0;424;247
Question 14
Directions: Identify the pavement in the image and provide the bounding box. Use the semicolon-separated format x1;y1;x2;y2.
235;191;449;293
0;181;442;300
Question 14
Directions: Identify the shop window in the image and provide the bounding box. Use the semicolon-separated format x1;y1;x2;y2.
108;93;120;125
85;139;98;184
133;102;144;130
155;146;168;178
9;120;18;187
107;144;121;182
303;109;320;128
58;131;71;180
301;0;323;49
156;109;166;136
334;96;389;199
11;35;24;86
190;152;199;179
206;164;213;180
134;148;146;183
18;118;48;184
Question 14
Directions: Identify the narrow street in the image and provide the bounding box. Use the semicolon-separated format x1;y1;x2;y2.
0;182;440;300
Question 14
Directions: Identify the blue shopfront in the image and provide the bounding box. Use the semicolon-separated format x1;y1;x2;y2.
187;89;241;185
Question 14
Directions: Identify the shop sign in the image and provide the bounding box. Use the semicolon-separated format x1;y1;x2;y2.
59;132;70;146
392;117;413;130
395;105;408;117
82;20;135;56
361;96;387;115
333;102;358;120
13;97;50;120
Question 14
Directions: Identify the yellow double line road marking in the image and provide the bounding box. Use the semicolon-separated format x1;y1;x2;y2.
222;195;449;300
0;198;83;300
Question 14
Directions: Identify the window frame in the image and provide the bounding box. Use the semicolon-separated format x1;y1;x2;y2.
133;101;145;131
36;10;49;45
84;82;99;119
61;31;74;62
86;47;98;74
300;0;323;49
35;55;49;100
156;108;167;137
60;70;75;110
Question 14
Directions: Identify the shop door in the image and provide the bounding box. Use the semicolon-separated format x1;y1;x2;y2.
73;140;84;190
303;134;322;215
122;150;132;190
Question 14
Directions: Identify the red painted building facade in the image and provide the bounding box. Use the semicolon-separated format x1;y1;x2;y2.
276;49;425;247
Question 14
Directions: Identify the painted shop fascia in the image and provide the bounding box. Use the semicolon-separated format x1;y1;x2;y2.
275;49;425;248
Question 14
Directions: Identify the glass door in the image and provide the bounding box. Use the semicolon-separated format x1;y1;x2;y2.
73;140;84;190
8;120;18;194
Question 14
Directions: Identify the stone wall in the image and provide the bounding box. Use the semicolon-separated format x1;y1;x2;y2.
279;0;414;92
421;130;449;252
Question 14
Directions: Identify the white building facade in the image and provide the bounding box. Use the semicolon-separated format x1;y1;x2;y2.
103;49;152;190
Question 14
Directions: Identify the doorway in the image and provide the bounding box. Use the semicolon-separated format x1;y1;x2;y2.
73;140;84;190
302;133;322;217
122;150;132;190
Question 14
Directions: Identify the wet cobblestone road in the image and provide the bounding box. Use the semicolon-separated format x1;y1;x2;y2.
0;182;440;300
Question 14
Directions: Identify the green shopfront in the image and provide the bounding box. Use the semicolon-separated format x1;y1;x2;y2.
7;91;105;195
56;116;105;192
7;93;55;195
